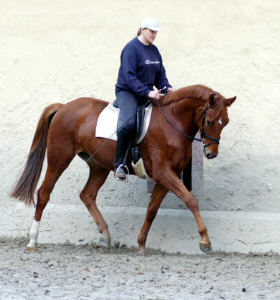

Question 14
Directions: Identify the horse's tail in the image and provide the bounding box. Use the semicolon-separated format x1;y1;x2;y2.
10;103;64;206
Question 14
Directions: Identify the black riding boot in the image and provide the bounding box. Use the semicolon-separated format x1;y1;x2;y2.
114;131;132;180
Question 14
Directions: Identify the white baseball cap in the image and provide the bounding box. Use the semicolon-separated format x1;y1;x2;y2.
140;17;160;31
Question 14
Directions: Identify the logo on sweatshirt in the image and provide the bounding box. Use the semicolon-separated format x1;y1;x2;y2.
145;60;160;65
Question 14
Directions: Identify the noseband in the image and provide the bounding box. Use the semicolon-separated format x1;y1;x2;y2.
155;99;220;149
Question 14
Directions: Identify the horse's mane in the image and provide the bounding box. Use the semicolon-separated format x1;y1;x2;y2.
160;85;214;106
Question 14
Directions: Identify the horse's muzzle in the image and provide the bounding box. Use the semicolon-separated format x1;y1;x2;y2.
204;148;217;159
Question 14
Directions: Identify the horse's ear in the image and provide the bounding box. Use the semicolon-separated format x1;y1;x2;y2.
209;93;216;108
224;96;236;107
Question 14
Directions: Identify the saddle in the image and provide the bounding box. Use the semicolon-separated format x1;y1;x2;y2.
112;99;152;144
95;100;153;179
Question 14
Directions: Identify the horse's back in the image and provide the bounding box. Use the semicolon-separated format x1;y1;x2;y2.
51;97;108;128
63;97;108;116
47;97;109;152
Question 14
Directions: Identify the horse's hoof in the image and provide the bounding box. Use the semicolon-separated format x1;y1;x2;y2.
99;237;111;249
199;243;212;254
136;247;146;256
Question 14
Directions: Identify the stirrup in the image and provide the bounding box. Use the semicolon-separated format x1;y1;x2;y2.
114;164;129;181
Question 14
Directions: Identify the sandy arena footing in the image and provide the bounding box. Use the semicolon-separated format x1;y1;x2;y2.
2;202;280;255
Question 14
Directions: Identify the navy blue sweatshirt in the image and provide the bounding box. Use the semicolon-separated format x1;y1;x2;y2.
115;37;172;98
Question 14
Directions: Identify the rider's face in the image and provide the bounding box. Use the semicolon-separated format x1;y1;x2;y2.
142;28;158;44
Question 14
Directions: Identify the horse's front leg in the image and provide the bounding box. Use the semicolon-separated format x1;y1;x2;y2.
156;167;212;253
137;182;168;255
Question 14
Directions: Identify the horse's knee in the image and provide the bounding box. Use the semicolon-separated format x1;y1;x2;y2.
185;195;199;211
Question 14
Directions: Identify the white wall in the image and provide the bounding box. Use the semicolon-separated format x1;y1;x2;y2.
1;0;279;214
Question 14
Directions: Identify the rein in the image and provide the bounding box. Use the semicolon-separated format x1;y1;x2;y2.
155;97;220;148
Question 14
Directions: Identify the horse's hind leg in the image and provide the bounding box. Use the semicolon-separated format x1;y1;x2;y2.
79;162;111;248
27;152;75;250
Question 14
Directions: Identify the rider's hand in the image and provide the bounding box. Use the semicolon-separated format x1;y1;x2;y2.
167;87;174;93
148;90;160;99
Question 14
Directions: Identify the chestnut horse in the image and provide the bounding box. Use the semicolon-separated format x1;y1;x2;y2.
11;84;236;254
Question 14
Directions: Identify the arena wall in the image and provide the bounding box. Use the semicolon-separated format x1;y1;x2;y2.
1;0;279;253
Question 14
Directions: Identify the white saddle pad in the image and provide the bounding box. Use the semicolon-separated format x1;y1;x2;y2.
95;102;153;144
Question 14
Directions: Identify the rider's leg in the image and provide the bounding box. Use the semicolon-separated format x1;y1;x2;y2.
114;90;139;180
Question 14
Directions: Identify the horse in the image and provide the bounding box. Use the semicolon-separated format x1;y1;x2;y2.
10;84;236;254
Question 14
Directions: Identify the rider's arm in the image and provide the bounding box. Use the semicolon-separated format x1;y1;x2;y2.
154;52;172;91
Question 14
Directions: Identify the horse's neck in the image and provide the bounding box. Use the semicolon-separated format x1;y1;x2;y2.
174;96;205;111
168;97;205;135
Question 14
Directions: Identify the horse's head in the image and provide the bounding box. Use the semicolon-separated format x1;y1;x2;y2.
195;92;236;159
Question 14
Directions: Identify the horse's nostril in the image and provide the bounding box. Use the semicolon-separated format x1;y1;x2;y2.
206;153;211;158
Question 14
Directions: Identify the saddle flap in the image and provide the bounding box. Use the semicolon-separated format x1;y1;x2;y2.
96;102;153;144
135;99;153;144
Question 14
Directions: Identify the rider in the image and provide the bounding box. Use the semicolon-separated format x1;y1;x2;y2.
114;16;174;180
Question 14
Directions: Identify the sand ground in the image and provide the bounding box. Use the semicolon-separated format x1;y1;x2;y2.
0;239;280;300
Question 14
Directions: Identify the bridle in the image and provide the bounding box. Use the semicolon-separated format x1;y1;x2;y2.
199;105;220;148
155;98;220;149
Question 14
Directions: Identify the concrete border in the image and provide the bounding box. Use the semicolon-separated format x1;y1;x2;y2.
2;202;280;254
